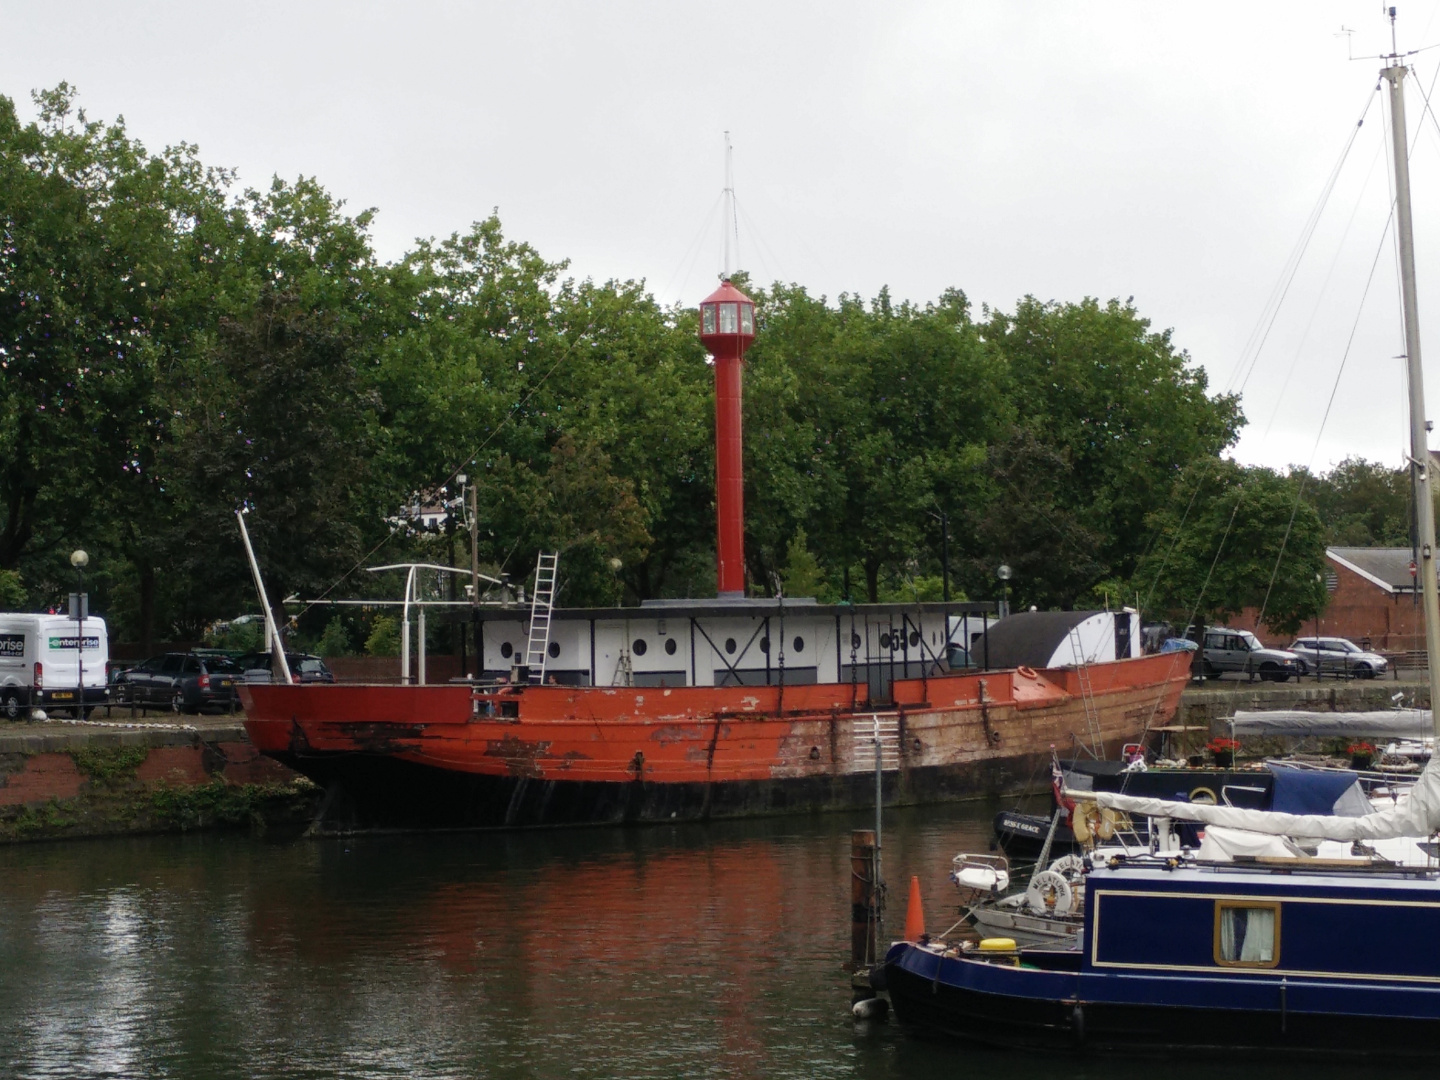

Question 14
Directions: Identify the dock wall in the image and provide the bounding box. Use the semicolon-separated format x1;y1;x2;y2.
0;721;317;843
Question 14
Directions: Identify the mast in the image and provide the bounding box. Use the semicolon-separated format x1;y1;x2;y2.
1383;49;1440;735
722;131;736;279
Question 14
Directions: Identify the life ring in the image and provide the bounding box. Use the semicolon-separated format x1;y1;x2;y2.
1026;869;1074;916
1016;665;1038;680
1189;786;1218;806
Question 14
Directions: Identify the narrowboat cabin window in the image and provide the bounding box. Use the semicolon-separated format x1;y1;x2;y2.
702;304;717;334
719;302;739;333
1214;901;1280;967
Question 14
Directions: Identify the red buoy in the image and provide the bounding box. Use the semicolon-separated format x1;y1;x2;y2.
698;279;756;598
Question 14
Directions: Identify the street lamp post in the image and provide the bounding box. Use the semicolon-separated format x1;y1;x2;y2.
996;564;1012;619
70;549;89;719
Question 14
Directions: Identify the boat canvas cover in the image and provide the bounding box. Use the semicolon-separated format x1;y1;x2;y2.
1230;709;1431;738
1085;754;1440;840
1268;766;1368;815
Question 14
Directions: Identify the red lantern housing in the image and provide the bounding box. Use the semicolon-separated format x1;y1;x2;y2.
698;279;756;598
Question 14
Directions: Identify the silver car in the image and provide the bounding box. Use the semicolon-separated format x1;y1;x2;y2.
1287;636;1388;679
1201;629;1302;682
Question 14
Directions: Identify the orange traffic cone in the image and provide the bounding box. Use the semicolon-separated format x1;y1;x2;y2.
903;875;926;941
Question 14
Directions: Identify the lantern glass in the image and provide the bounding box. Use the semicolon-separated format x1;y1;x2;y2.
719;302;738;333
740;304;753;334
701;304;717;334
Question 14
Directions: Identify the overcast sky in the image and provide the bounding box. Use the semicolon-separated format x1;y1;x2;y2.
9;2;1440;473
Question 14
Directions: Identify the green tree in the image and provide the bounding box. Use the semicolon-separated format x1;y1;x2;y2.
315;615;351;658
1137;461;1326;635
365;615;401;656
1302;456;1410;547
983;297;1244;590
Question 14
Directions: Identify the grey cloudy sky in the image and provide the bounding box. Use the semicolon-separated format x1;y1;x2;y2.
9;1;1440;473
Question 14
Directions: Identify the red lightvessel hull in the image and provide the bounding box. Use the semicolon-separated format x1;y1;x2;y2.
240;652;1191;830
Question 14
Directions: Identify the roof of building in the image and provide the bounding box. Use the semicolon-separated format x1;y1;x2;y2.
973;610;1099;669
1327;547;1417;593
464;598;997;625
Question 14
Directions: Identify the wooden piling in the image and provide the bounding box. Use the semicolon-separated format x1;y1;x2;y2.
850;828;878;972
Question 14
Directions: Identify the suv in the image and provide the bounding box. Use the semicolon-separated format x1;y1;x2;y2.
237;652;336;684
1287;636;1389;679
111;652;244;713
1200;629;1301;682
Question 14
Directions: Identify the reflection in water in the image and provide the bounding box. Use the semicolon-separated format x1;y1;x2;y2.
0;802;1427;1079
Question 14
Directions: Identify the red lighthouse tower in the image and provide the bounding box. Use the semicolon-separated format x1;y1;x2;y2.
698;279;756;598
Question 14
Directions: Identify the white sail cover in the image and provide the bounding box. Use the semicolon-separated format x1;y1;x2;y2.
1086;755;1440;840
1230;710;1431;738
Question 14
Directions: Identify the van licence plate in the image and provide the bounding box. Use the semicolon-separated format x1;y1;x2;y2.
218;680;233;688
51;691;73;700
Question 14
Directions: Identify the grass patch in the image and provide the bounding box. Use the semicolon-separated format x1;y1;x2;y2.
149;780;303;831
70;746;149;783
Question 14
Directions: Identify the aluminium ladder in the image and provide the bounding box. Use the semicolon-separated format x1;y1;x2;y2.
524;552;560;683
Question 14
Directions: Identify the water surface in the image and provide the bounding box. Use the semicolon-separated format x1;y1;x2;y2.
0;798;1415;1079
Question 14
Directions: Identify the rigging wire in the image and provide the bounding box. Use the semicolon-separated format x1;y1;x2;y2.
1254;208;1398;629
661;192;724;304
1254;58;1440;628
1142;84;1377;619
1223;84;1379;399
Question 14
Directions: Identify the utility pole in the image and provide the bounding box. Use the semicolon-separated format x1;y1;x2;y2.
467;476;479;606
1384;40;1440;734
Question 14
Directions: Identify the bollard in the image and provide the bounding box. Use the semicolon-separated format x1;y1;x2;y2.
851;829;878;972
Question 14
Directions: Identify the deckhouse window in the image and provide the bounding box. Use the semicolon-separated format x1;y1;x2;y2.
1214;902;1280;967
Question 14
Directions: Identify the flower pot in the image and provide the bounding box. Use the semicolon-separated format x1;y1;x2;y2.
1350;754;1373;770
1212;751;1234;769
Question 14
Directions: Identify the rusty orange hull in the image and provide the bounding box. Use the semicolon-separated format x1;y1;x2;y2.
240;652;1190;829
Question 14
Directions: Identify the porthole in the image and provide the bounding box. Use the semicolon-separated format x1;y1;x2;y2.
633;639;648;656
725;637;737;654
879;633;891;649
500;642;513;659
759;636;770;653
793;636;804;653
665;638;677;655
909;631;921;647
548;641;560;658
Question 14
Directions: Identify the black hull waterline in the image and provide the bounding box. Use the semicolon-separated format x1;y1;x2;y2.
276;751;1058;831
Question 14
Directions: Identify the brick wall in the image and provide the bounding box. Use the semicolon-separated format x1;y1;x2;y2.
1228;555;1424;650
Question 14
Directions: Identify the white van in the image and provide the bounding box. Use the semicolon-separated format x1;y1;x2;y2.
0;613;109;720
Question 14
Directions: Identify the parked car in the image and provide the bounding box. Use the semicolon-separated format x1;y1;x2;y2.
110;652;244;713
236;652;336;684
1287;636;1389;679
1200;628;1301;682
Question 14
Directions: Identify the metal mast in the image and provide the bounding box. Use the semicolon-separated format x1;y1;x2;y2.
722;131;737;278
1383;38;1440;735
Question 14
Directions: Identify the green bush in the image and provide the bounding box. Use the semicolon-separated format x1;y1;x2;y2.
365;615;401;657
316;615;351;658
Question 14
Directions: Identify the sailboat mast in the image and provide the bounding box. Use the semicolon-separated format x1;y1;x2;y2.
1383;58;1440;735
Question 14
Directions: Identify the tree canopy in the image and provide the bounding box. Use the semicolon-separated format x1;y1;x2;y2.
1;84;1397;651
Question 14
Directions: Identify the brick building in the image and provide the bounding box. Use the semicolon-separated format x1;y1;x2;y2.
1232;547;1425;651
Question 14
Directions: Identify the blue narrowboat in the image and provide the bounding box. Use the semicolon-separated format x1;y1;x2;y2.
885;853;1440;1057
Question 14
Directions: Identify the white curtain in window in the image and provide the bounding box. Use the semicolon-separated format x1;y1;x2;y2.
1221;907;1275;963
1240;908;1275;962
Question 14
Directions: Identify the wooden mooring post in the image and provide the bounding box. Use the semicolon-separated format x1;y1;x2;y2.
850;828;881;997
